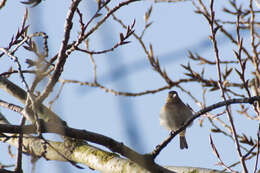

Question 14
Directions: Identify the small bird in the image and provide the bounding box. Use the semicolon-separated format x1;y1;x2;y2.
160;91;193;149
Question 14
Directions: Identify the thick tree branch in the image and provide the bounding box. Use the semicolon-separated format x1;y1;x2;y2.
0;120;174;173
0;76;65;125
0;77;174;172
1;95;259;171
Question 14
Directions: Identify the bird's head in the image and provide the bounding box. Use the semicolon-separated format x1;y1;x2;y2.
168;91;178;99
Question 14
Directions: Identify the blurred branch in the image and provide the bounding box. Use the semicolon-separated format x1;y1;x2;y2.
0;0;7;9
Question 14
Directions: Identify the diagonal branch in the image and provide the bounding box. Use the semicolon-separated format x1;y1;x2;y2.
207;0;248;172
0;121;174;173
37;0;82;103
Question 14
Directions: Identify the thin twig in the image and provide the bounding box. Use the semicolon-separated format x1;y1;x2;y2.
253;124;260;173
0;70;36;77
48;80;65;109
0;48;30;91
153;0;189;2
14;117;25;173
62;79;171;96
0;100;23;113
37;0;82;103
209;135;237;173
107;7;173;85
208;0;248;172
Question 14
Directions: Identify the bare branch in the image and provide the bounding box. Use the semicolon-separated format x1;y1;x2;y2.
209;135;237;173
37;0;82;103
207;0;248;171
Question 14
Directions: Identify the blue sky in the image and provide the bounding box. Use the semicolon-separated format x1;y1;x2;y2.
0;0;258;172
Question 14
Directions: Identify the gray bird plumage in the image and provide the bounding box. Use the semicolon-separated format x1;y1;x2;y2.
160;91;193;149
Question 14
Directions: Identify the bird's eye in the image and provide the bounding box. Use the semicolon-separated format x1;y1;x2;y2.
169;91;177;98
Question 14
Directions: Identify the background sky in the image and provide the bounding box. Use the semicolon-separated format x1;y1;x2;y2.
0;0;259;172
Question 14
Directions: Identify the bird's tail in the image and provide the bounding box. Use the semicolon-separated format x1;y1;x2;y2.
179;131;188;149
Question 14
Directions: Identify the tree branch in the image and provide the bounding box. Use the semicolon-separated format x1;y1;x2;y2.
1;95;259;170
37;0;82;103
